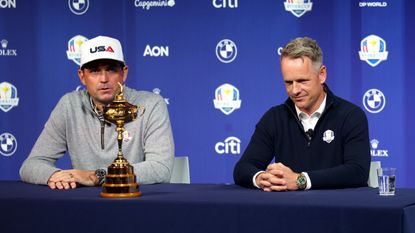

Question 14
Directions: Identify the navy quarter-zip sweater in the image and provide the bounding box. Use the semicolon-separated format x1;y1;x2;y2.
234;86;371;189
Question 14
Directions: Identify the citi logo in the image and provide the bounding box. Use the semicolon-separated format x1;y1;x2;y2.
143;45;169;57
215;136;241;155
212;0;238;8
90;46;114;54
0;0;16;8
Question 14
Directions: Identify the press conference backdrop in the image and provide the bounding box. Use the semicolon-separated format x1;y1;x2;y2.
1;0;414;187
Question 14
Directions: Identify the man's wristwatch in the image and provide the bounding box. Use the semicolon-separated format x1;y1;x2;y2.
95;169;106;185
296;173;307;190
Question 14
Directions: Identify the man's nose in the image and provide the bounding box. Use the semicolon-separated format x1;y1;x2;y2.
292;82;301;94
97;71;109;82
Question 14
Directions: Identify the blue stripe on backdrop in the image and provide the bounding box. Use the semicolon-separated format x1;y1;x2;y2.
0;0;413;187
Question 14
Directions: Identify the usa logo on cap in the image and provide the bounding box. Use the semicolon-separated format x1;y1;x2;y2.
80;36;124;67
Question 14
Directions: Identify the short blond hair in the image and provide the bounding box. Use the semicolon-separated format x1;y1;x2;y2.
280;37;323;71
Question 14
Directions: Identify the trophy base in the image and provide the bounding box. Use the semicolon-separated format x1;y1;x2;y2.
100;181;141;198
100;192;141;198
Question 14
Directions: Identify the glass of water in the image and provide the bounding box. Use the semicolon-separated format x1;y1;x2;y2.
377;167;396;196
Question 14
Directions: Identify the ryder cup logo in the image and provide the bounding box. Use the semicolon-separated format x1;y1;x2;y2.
284;0;313;18
216;39;237;63
363;89;386;113
0;82;19;112
123;131;133;143
68;0;89;15
359;35;388;67
322;130;335;143
213;83;241;115
66;35;88;66
0;133;17;157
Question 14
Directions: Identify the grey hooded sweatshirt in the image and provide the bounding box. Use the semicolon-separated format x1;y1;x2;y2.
20;86;174;185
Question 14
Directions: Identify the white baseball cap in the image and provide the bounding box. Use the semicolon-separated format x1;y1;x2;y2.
80;36;125;68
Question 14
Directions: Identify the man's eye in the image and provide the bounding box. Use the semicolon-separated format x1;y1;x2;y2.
109;67;121;72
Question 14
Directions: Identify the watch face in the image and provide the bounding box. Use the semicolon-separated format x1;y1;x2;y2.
95;169;106;178
296;174;307;189
95;169;106;185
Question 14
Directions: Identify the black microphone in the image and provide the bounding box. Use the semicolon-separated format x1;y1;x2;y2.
306;128;314;139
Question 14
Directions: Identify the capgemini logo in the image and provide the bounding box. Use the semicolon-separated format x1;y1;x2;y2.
134;0;175;10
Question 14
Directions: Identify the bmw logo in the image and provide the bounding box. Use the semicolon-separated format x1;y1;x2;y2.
68;0;89;15
0;133;17;157
216;39;237;63
363;89;386;113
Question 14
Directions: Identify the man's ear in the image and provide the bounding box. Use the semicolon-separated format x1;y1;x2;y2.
122;65;129;83
319;65;327;84
78;69;86;85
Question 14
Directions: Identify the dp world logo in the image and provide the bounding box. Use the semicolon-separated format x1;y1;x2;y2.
68;0;89;15
0;82;19;112
216;39;237;63
284;0;313;18
359;35;388;67
66;35;88;66
213;83;241;115
363;89;386;113
0;133;17;157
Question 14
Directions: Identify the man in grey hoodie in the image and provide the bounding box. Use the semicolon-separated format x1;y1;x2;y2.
20;36;174;189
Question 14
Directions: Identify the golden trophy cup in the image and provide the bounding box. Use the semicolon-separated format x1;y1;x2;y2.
100;83;145;198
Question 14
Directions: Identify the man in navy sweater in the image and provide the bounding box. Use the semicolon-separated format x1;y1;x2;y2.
233;37;370;191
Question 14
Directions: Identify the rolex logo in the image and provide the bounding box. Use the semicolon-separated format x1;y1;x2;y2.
1;39;8;49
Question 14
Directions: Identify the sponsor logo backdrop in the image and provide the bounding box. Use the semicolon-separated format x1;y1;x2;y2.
1;0;414;187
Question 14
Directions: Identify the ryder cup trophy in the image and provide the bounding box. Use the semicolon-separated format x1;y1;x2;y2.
100;83;145;198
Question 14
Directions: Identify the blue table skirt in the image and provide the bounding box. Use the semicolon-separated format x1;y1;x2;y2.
0;181;414;233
